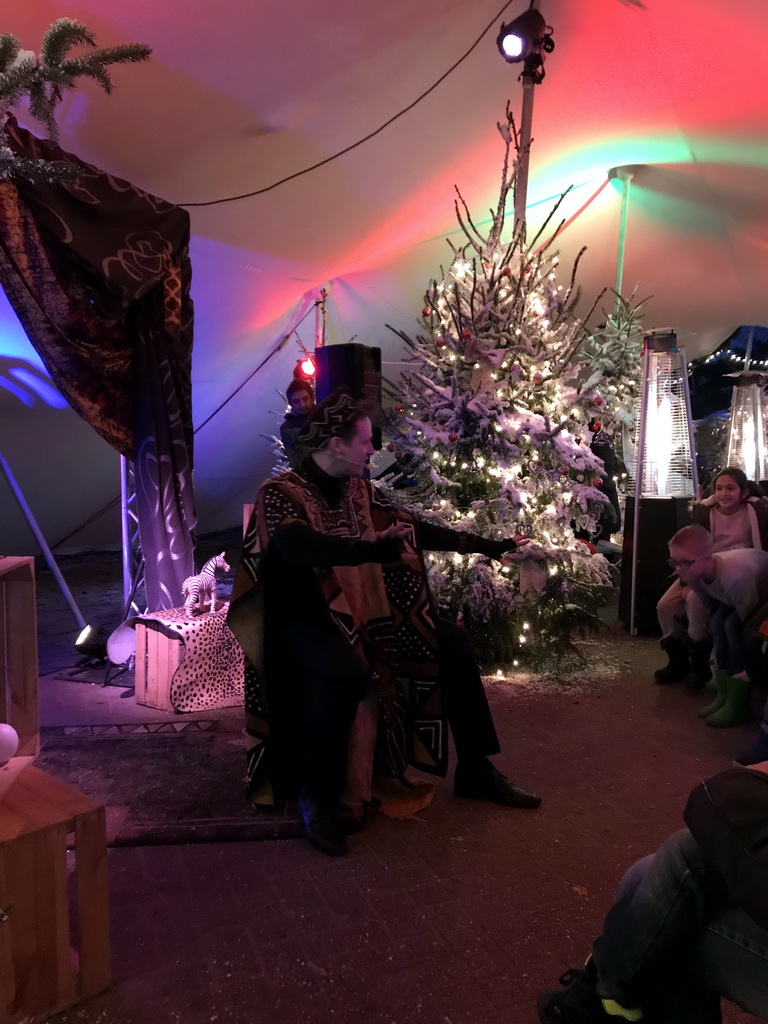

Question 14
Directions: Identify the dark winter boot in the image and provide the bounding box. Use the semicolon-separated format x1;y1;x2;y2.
653;637;689;685
681;639;713;693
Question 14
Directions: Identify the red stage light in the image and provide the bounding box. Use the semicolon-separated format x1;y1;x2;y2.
294;356;316;380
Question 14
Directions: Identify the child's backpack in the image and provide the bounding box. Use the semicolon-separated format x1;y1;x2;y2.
684;767;768;929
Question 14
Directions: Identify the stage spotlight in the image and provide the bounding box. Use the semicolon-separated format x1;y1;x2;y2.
75;623;110;662
497;8;550;63
294;355;316;381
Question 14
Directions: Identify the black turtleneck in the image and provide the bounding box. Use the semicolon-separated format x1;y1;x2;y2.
270;458;403;567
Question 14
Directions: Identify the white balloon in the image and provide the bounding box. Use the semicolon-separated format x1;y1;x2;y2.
0;723;20;765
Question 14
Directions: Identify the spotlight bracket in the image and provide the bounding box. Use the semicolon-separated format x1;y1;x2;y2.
497;10;554;85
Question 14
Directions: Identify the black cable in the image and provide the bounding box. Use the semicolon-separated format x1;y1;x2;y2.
181;0;516;207
193;299;316;433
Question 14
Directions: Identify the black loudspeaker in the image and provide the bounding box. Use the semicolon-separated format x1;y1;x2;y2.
618;496;692;635
314;343;382;449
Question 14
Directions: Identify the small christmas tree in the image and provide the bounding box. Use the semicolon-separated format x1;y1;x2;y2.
0;19;151;184
578;290;648;479
382;104;618;672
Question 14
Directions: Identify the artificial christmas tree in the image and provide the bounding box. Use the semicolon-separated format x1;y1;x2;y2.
382;104;617;672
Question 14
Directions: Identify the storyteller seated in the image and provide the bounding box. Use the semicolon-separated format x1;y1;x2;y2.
654;468;768;692
227;389;540;857
667;524;768;728
279;379;315;461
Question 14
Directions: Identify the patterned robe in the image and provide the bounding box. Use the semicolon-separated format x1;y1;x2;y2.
227;469;447;805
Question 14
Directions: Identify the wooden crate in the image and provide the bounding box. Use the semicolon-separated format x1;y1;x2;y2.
134;620;181;712
0;557;39;803
0;765;111;1024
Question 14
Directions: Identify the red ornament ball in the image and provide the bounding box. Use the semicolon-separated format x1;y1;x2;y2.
593;396;603;406
593;478;602;487
576;538;597;554
461;328;472;339
558;466;568;475
501;265;511;277
533;372;543;383
396;404;404;412
422;306;432;317
387;443;395;452
435;338;445;348
593;421;602;431
449;433;459;443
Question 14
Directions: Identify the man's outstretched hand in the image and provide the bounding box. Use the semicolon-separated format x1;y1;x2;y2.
374;523;413;543
500;537;534;567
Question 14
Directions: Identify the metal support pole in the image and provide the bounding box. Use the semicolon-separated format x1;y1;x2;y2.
628;342;652;636
120;455;132;607
512;0;540;240
607;165;641;315
119;455;145;617
757;385;765;485
679;347;699;496
0;449;86;629
514;72;536;240
315;288;328;349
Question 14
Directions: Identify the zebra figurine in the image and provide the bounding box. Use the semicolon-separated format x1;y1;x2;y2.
182;552;230;615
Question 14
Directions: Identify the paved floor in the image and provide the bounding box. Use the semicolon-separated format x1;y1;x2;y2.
37;633;766;1024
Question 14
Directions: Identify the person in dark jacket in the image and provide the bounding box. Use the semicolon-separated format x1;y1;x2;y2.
279;379;315;460
536;764;768;1024
654;467;768;691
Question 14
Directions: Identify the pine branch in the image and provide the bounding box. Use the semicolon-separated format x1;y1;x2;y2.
0;34;20;74
0;18;151;184
0;59;38;109
59;61;113;95
40;19;96;65
453;188;487;253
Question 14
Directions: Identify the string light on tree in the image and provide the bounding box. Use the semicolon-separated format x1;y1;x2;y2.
382;103;616;671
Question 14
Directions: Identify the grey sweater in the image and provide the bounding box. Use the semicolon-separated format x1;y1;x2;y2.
692;547;768;621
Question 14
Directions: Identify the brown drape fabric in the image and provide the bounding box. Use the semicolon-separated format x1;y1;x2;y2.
0;116;195;609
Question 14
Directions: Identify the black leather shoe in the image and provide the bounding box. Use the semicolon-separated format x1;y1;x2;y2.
454;759;541;809
297;790;348;856
333;803;369;836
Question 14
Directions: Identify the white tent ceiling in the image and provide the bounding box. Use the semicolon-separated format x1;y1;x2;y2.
2;0;767;553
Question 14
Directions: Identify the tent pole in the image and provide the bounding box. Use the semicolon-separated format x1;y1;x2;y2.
513;0;540;241
0;449;86;629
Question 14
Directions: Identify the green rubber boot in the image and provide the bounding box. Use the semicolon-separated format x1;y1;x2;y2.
706;675;752;728
698;668;729;719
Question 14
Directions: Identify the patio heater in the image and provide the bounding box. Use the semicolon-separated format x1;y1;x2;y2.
618;331;698;634
725;371;768;483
